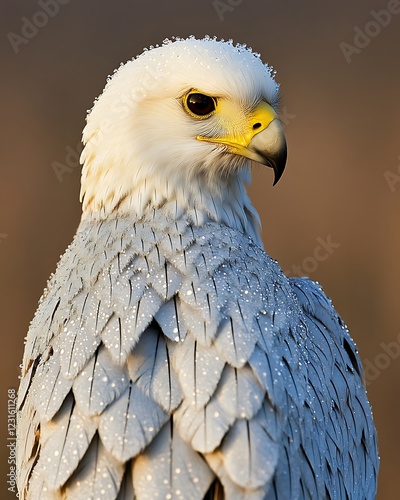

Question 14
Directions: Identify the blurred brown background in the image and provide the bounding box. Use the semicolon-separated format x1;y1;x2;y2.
1;0;399;498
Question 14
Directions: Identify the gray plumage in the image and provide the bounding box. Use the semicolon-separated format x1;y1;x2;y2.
18;211;378;499
17;36;378;499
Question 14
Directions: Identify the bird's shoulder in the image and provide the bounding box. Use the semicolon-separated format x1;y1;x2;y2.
287;276;379;499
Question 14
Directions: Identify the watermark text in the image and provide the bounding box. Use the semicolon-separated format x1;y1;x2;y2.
285;235;340;277
340;0;400;63
7;0;71;54
7;388;19;497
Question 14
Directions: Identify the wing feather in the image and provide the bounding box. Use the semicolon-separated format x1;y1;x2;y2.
73;344;129;416
127;324;183;412
34;393;97;490
132;421;214;500
64;433;124;499
98;382;168;461
170;334;225;408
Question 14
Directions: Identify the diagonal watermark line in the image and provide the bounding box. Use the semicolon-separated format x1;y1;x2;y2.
52;143;82;182
363;333;400;386
7;0;71;54
284;235;340;277
213;0;244;21
384;155;400;192
339;1;400;63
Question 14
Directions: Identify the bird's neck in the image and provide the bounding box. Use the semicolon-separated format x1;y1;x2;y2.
80;165;262;246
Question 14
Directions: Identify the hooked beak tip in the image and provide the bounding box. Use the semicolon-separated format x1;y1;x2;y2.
250;120;287;185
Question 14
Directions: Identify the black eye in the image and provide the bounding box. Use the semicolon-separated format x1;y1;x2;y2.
186;93;216;117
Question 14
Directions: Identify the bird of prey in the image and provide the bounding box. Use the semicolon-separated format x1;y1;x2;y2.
17;36;378;499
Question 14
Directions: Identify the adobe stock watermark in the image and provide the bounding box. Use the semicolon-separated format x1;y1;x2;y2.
285;235;340;277
384;155;400;192
213;0;244;21
339;0;400;63
86;62;170;151
363;333;400;387
7;0;71;55
0;233;8;244
52;142;82;182
6;388;19;497
279;107;297;127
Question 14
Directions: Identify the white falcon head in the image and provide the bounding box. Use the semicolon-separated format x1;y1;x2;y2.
80;36;287;236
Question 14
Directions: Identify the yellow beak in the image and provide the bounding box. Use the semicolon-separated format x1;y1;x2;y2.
197;101;287;184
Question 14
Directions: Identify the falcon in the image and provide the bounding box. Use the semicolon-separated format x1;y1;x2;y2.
17;36;379;499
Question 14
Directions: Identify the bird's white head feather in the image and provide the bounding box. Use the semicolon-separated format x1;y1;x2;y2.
80;36;281;241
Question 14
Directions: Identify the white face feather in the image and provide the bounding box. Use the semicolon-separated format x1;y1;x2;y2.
79;37;280;240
